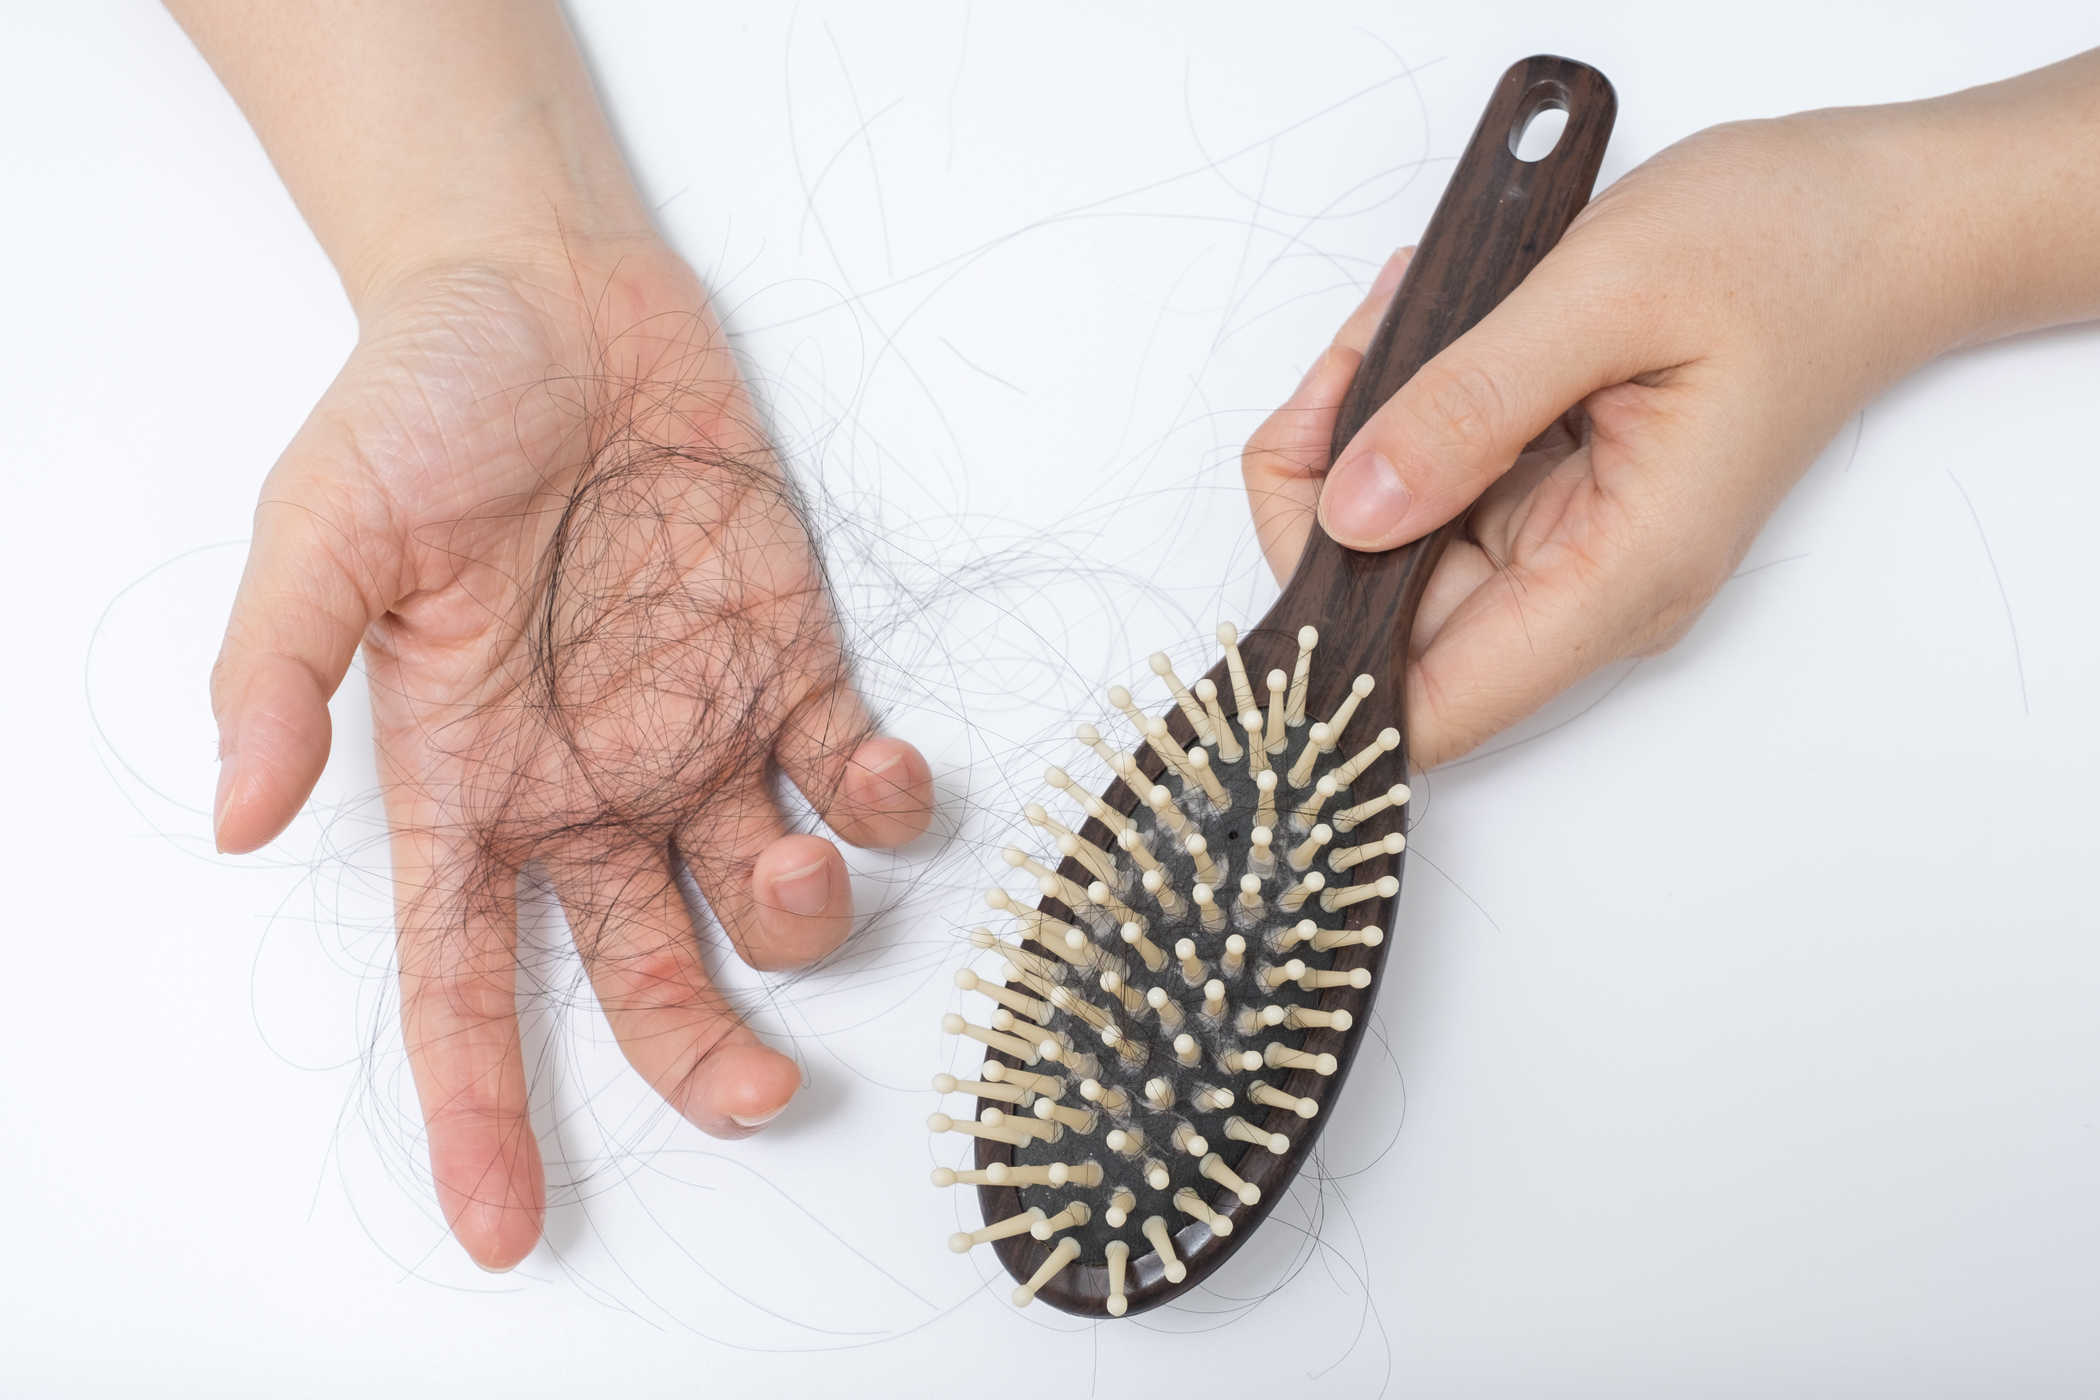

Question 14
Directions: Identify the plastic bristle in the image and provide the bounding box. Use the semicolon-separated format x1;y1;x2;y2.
1086;879;1142;927
1195;678;1242;761
1330;830;1407;872
1106;685;1145;730
1333;781;1412;833
1240;712;1268;776
1057;829;1120;887
1174;1188;1233;1236
1331;727;1402;789
1105;1239;1131;1314
1151;652;1217;746
1140;867;1185;917
1147;784;1192;839
1286;627;1317;726
1201;1152;1262;1204
968;926;1059;982
1142;1215;1188;1283
943;1012;1039;1065
1321;675;1375;749
1218;623;1256;716
1034;1099;1098;1135
1285;1002;1354;1030
1184;833;1222;887
1321;874;1398;914
934;1070;1030;1106
982;1062;1065;1096
1290;773;1337;826
952;1207;1045;1253
1224;1116;1289;1154
1248;825;1276;876
1118;921;1167;973
1287;823;1332;871
1077;722;1144;793
954;968;1052;1024
1046;765;1132;837
1012;1236;1081;1306
1249;1080;1319;1119
1031;1200;1092;1240
1278;870;1324;913
930;1110;1031;1147
1185;744;1230;806
1286;723;1332;788
1263;1042;1340;1076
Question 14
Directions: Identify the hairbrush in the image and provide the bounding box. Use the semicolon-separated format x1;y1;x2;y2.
930;56;1616;1316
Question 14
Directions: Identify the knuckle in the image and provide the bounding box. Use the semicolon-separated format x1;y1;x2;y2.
1241;405;1323;481
401;987;516;1106
601;941;703;1014
1627;593;1703;655
1562;495;1726;660
1400;660;1458;760
1400;357;1509;460
206;648;241;716
1624;543;1728;654
1241;413;1284;470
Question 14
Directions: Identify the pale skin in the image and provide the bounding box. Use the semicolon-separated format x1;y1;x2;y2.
171;1;935;1269
1246;51;2100;766
172;1;2097;1273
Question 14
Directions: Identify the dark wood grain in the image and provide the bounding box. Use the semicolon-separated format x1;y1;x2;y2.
975;55;1617;1316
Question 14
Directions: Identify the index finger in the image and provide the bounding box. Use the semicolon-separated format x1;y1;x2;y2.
1242;247;1415;581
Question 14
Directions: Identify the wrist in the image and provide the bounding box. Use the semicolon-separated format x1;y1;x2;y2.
1841;54;2100;362
170;0;664;320
335;140;657;318
1761;107;1989;391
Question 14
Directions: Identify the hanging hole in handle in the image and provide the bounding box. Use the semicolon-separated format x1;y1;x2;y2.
1509;86;1569;162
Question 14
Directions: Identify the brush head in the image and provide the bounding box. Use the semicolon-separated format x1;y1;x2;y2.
933;620;1412;1316
928;44;1618;1320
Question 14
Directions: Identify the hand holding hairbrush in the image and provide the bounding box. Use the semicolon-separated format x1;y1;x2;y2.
931;56;1617;1316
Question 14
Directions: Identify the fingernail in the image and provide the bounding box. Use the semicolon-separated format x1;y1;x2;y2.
731;1105;786;1130
1322;452;1413;544
772;856;836;918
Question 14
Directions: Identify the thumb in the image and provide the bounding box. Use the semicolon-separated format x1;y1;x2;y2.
1317;247;1654;550
211;439;397;854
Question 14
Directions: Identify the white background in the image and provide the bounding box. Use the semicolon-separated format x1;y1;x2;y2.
4;2;2098;1395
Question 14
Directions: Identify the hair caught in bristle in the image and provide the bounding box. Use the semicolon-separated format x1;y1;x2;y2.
932;620;1409;1313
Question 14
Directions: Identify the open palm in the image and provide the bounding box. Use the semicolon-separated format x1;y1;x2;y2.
210;244;933;1268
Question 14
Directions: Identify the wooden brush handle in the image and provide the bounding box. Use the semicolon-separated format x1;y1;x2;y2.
978;59;1620;1319
1276;56;1616;747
